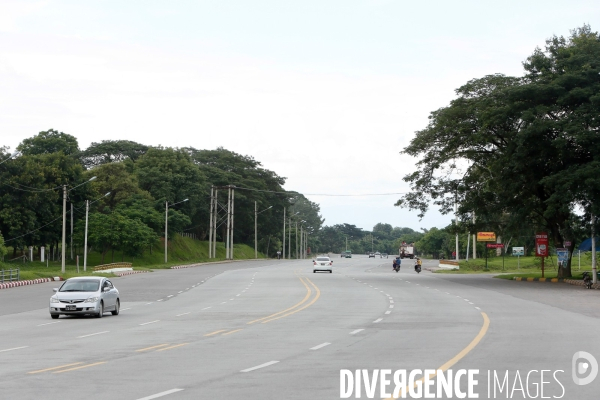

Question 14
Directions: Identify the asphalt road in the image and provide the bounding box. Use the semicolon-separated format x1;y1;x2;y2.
1;256;599;399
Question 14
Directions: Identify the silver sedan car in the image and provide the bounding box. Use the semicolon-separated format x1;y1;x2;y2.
49;276;120;319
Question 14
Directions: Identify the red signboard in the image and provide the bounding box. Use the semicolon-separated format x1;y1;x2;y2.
486;243;504;249
535;232;549;257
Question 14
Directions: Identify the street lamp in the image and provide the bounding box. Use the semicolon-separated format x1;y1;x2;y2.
62;176;96;273
165;198;189;263
0;150;21;166
255;202;273;259
83;191;111;271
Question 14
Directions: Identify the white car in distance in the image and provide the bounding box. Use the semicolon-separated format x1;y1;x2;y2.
313;256;333;273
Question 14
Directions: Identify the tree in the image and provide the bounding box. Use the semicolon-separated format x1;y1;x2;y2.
80;140;149;169
395;26;600;278
0;232;7;259
85;162;148;212
135;147;208;239
18;129;80;156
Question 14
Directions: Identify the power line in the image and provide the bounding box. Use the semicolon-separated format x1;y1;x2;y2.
234;186;407;197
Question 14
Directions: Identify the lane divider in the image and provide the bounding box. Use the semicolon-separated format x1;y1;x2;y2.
260;278;320;324
383;312;490;400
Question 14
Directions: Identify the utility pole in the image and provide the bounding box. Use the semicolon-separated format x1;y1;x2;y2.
84;200;89;271
295;220;298;259
255;201;258;259
230;187;235;260
226;187;231;259
472;212;477;260
283;208;286;260
455;199;459;261
288;217;291;259
593;214;597;284
165;201;169;263
209;187;214;259
61;185;67;273
70;202;73;260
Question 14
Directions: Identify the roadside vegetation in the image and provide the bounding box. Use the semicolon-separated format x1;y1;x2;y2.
1;234;262;281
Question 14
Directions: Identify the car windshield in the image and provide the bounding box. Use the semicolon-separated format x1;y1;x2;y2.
316;257;329;261
59;280;100;292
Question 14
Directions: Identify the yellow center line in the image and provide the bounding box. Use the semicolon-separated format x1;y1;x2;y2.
136;344;170;352
28;362;83;374
221;329;243;336
247;276;312;324
53;361;107;374
156;343;189;352
383;312;491;400
261;277;321;323
204;330;227;337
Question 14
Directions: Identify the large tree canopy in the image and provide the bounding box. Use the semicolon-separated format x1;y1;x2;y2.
395;26;600;277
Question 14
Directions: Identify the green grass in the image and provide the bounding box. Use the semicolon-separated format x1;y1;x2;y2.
1;234;265;281
434;255;596;280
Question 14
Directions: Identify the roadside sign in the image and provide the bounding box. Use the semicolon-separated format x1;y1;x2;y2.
477;232;496;242
535;232;548;257
564;241;572;247
512;247;524;256
486;243;504;249
556;248;569;268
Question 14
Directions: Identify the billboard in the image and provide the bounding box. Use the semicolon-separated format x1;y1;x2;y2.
477;232;496;242
535;232;549;257
512;247;524;256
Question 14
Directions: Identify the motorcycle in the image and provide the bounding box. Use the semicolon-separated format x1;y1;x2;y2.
583;271;593;289
393;265;400;273
414;264;421;273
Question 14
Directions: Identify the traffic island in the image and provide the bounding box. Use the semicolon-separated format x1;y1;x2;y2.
512;277;564;282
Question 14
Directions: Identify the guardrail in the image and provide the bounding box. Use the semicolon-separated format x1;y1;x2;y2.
93;262;133;272
0;268;20;283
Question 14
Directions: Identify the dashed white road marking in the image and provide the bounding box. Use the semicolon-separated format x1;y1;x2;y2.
221;302;227;304
201;307;211;310
310;342;331;350
475;307;481;310
0;346;28;353
389;305;394;308
77;331;109;339
240;361;279;373
37;321;60;326
385;311;391;315
136;388;184;400
349;329;364;335
157;299;164;302
469;302;474;305
120;308;131;311
167;295;174;298
140;320;160;326
373;318;383;323
178;291;183;294
176;312;190;317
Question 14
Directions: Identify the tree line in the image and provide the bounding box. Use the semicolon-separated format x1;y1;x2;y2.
0;131;323;262
395;26;600;277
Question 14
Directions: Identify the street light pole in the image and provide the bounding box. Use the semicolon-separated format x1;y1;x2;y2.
254;202;273;259
165;198;189;264
61;185;67;273
84;200;89;271
165;200;169;264
283;208;286;260
61;176;96;273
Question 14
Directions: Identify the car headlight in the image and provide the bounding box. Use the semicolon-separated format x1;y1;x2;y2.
50;297;60;303
85;297;100;303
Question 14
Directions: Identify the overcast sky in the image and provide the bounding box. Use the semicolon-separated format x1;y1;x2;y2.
1;1;599;232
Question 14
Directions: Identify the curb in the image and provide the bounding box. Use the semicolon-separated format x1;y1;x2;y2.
170;259;266;269
564;279;600;290
0;278;53;290
114;270;149;277
513;277;564;282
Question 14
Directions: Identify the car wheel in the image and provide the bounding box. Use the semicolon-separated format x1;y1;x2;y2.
50;314;59;319
329;270;332;273
111;299;120;316
95;301;104;318
313;270;316;273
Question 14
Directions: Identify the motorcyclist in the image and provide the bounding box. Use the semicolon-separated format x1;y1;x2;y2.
414;257;422;271
393;257;401;271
